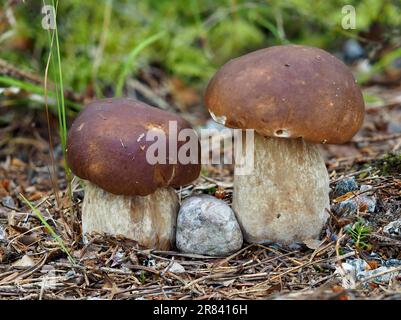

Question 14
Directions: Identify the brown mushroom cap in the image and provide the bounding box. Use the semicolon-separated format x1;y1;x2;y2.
67;98;200;196
205;45;365;144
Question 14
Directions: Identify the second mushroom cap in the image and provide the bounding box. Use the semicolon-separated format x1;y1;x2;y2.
205;44;365;144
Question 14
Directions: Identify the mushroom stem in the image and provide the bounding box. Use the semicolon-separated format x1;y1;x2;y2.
233;133;330;244
82;182;179;250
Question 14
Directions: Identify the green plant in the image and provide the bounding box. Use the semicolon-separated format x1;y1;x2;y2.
207;186;217;195
139;270;147;284
115;31;165;97
42;0;74;203
43;0;67;156
19;193;76;264
377;153;401;176
0;76;80;112
2;0;400;106
345;219;373;250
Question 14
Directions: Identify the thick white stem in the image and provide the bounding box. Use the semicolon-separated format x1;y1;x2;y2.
233;133;330;244
82;182;179;250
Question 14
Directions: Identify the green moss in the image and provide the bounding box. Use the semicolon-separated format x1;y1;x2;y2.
2;0;400;95
376;153;401;176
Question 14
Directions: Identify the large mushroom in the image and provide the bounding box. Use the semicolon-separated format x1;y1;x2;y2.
67;98;200;250
205;45;365;244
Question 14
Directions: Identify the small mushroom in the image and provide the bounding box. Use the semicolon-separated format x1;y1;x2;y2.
205;45;365;244
67;98;200;250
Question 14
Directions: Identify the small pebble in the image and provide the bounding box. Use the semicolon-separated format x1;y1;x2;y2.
176;195;243;256
12;255;35;267
168;262;186;274
0;224;5;241
64;270;77;280
336;258;401;289
333;177;358;197
355;195;376;213
343;39;366;64
329;232;338;242
383;259;401;267
388;121;401;134
383;219;401;236
332;195;376;216
332;198;358;216
359;185;374;194
1;196;16;209
332;183;376;215
288;242;303;250
111;250;125;267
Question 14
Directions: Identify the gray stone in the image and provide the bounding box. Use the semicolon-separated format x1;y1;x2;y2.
176;195;243;256
383;259;401;267
168;262;186;274
333;177;358;197
332;191;376;216
359;185;374;194
1;196;15;209
336;258;401;289
343;39;366;63
355;195;376;213
360;266;400;284
383;219;401;236
332;198;358;216
0;224;5;241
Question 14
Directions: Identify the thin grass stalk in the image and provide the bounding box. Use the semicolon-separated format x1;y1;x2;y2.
115;31;165;97
19;194;76;264
43;25;61;208
43;0;73;202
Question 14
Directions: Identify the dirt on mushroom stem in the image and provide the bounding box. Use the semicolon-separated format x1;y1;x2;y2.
233;133;330;244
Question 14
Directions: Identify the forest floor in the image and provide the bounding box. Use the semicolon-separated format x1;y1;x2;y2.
1;78;401;300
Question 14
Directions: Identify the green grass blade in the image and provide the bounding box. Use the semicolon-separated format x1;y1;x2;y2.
43;0;73;200
45;0;67;153
115;32;165;97
0;75;81;112
19;193;76;264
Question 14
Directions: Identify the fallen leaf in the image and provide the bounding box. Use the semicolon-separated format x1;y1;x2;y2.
214;187;225;199
221;279;235;287
333;191;356;203
27;192;43;201
12;255;35;267
367;260;379;270
10;158;26;168
168;261;186;273
303;238;323;250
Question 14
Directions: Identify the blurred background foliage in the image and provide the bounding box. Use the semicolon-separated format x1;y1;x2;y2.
0;0;400;97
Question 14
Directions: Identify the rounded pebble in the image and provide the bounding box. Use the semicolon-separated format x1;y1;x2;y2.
176;195;243;256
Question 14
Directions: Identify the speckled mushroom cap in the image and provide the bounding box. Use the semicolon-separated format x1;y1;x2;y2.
205;45;365;144
66;98;201;196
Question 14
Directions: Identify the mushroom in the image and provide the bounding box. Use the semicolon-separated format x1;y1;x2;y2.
67;98;200;250
204;45;365;244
